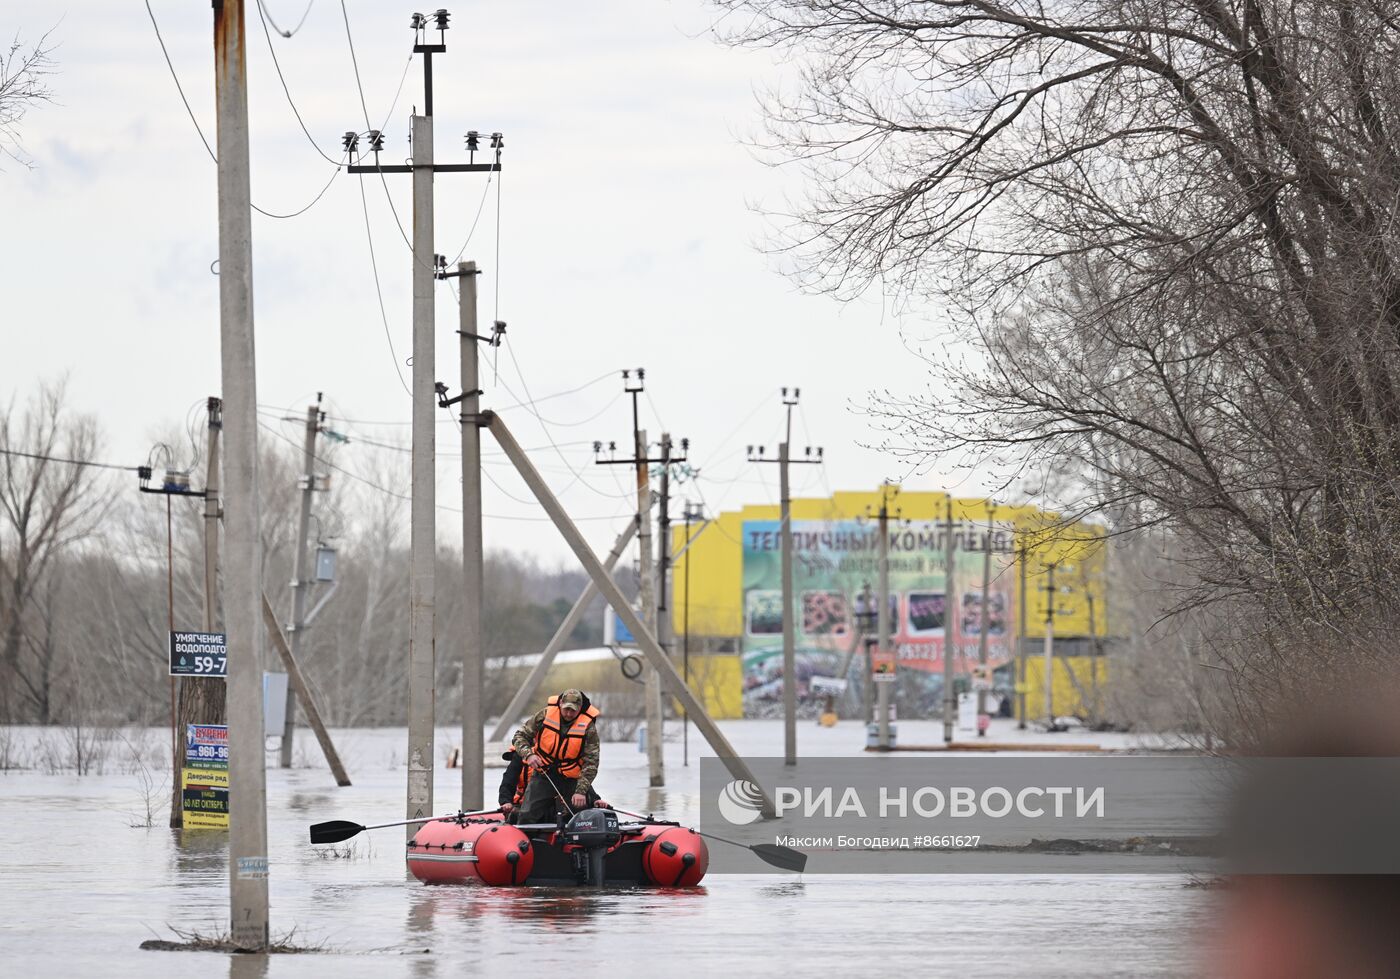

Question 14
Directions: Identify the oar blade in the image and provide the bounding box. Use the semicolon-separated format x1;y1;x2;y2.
309;820;365;845
752;843;807;873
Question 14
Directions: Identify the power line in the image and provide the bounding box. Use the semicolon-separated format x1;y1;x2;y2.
356;173;412;396
257;0;316;38
337;0;423;267
501;341;632;501
257;419;624;522
0;446;139;472
144;0;343;220
255;0;340;165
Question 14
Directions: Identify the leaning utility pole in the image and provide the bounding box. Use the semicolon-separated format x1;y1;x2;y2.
490;412;773;810
942;499;958;745
594;370;674;786
747;388;822;765
488;509;646;743
212;0;267;950
279;400;320;768
344;11;502;830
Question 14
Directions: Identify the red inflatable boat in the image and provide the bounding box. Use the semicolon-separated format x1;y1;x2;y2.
405;808;708;887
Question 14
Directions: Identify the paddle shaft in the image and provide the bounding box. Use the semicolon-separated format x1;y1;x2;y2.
310;807;501;844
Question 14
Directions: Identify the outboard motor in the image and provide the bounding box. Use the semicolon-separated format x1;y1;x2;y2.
562;808;621;886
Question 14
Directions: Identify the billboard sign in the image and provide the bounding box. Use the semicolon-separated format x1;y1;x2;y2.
740;519;1018;717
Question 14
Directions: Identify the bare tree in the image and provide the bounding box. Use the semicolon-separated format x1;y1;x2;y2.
716;0;1400;726
0;380;109;722
0;28;56;169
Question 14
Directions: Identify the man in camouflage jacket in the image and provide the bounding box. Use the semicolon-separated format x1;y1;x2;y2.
511;688;600;822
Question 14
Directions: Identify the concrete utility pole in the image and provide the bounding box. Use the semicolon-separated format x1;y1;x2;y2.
203;397;222;633
404;109;438;832
681;501;703;767
279;401;320;768
942;499;958;745
594;371;688;788
747;388;823;766
488;510;646;744
164;397;228;827
637;426;662;786
212;0;268;950
976;503;996;735
875;491;893;750
655;434;675;773
489;412;774;809
343;11;502;833
455;260;485;810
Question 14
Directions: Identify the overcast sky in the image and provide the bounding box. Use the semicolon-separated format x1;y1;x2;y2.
5;1;966;564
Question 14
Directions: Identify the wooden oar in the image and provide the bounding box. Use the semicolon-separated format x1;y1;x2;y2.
610;808;808;873
309;807;501;845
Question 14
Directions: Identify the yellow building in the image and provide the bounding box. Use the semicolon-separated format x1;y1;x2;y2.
670;486;1108;722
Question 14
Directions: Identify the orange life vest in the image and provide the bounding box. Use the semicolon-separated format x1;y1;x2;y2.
533;695;600;778
511;763;529;805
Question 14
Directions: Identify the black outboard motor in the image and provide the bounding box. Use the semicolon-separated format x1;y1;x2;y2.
563;808;621;886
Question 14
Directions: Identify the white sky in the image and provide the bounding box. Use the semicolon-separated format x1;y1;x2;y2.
5;1;969;565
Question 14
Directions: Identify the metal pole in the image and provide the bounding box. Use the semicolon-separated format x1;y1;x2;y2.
406;111;437;832
636;425;663;787
942;500;957;744
485;412;773;809
279;403;318;768
1017;542;1028;729
213;0;268;948
976;504;994;735
487;512;643;743
1044;564;1056;725
876;495;891;749
780;443;797;764
458;260;484;811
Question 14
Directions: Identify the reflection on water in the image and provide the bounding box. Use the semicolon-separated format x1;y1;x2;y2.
1;728;1217;978
172;825;227;878
227;953;269;979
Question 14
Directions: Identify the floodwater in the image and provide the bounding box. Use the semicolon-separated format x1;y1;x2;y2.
0;721;1216;977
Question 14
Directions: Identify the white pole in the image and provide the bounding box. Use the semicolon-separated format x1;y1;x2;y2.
279;404;317;768
213;0;268;950
636;428;663;786
458;261;484;811
406;112;437;833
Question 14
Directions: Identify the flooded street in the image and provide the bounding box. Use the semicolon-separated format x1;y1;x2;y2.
0;722;1215;977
